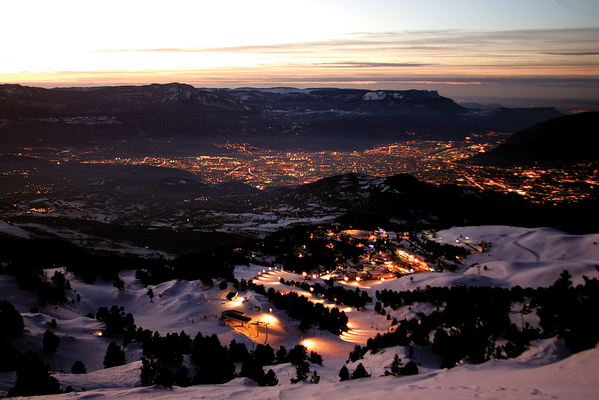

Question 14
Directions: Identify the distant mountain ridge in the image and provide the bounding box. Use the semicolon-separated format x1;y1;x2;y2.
0;83;562;148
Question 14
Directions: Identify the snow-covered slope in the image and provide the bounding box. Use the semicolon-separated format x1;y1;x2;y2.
1;226;598;399
433;226;599;288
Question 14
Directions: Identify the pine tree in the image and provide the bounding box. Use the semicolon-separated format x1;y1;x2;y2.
339;365;350;381
262;369;279;386
385;354;402;376
241;357;265;384
140;356;157;386
104;341;126;368
113;280;125;291
155;364;174;389
239;357;254;378
174;365;191;387
71;360;87;374
288;344;308;365
347;344;364;362
310;370;321;384
400;361;419;376
308;350;323;366
351;363;371;379
42;329;60;354
8;351;61;397
275;345;288;364
229;339;249;362
254;343;275;366
0;300;24;335
290;360;310;384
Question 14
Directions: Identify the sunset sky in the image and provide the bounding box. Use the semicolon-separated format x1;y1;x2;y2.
2;0;598;108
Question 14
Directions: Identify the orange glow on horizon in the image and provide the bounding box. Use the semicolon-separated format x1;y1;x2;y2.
2;1;596;104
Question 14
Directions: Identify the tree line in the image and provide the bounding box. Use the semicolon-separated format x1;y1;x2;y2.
279;278;371;309
354;269;599;369
249;280;349;335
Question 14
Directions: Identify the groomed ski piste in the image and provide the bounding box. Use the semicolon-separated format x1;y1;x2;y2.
1;225;598;399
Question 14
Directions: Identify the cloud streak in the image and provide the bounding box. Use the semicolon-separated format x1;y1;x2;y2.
94;28;599;55
90;28;599;81
313;62;433;68
542;52;599;56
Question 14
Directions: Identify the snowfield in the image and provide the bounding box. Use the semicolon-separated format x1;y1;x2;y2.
1;226;598;399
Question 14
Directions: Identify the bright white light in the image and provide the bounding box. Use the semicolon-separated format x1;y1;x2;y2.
263;314;277;324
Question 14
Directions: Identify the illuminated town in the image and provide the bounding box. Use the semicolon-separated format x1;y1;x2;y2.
4;138;595;205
